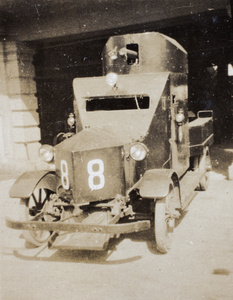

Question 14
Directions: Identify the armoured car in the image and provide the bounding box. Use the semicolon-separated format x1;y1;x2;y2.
6;32;213;253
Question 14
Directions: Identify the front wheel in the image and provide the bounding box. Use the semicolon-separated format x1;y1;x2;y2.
154;182;179;254
20;187;53;247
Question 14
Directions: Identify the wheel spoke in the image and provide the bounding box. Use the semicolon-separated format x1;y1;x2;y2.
41;198;47;207
38;188;42;203
31;193;38;206
41;191;50;207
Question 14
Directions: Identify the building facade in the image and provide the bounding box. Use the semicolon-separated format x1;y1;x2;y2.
0;0;232;176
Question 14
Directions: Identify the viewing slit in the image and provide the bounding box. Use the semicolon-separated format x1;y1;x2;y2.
86;95;150;111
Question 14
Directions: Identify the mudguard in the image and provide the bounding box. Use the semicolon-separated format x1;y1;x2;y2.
9;171;58;199
135;169;179;199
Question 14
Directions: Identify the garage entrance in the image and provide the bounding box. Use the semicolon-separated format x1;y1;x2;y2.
33;38;107;145
32;9;232;146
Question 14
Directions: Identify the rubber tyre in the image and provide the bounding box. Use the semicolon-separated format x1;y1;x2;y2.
199;171;210;191
154;182;179;254
20;187;53;247
199;147;211;191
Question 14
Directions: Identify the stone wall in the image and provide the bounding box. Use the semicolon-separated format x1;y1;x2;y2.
0;41;42;176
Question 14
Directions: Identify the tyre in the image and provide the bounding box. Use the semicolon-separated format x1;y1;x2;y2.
20;186;53;247
199;147;211;191
154;181;179;253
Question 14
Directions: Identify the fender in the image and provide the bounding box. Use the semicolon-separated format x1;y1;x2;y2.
134;169;179;199
9;171;58;199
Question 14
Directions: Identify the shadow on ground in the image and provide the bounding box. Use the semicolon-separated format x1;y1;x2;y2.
8;228;167;263
11;235;143;264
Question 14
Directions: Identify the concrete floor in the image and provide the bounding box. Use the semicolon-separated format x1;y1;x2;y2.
1;144;233;300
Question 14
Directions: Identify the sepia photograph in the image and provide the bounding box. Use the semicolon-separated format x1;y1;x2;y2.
0;1;233;299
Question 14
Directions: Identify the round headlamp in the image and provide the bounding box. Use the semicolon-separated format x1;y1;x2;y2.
67;113;75;127
106;72;118;87
175;108;185;123
38;144;54;162
130;143;148;161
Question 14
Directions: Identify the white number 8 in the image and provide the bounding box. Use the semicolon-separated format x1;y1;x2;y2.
87;159;105;191
61;160;69;190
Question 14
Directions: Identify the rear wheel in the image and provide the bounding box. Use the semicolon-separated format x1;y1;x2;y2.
20;187;53;247
154;182;179;253
199;147;211;191
199;172;210;191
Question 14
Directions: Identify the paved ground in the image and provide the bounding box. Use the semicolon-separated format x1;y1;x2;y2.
1;145;233;300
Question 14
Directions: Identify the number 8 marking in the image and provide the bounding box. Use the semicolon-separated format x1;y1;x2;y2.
87;159;105;191
61;160;69;190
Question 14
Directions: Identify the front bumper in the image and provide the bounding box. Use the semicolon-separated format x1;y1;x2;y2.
6;217;151;235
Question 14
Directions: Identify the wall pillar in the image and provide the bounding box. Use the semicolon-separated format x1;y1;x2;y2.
0;42;14;174
0;40;42;176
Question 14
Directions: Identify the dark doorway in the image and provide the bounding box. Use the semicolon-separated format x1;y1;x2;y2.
33;38;107;145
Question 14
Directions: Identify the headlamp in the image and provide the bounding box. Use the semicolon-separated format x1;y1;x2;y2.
67;113;75;128
38;144;54;162
108;47;118;60
106;72;118;87
130;143;148;161
176;108;185;123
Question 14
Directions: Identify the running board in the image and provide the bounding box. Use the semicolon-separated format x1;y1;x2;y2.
179;171;201;210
